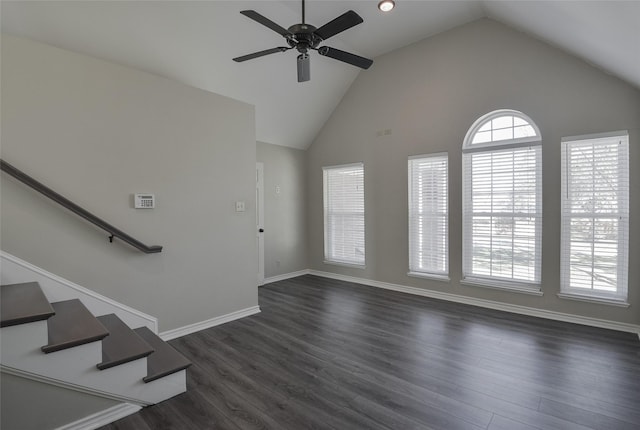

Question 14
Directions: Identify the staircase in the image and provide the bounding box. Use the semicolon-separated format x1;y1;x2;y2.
0;281;191;407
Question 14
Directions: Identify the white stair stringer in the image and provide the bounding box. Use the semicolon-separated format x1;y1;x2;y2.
0;320;186;406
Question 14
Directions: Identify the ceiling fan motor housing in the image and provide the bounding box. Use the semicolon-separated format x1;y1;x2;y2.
287;24;322;53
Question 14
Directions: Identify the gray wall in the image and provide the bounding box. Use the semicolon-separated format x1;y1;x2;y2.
1;35;258;332
306;19;640;325
1;372;120;430
257;142;307;279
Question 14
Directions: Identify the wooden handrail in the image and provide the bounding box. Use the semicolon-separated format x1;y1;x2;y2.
1;159;162;253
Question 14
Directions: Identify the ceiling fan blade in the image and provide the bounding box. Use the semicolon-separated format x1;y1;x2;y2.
233;47;290;63
240;10;292;37
318;46;373;70
297;54;310;83
314;10;363;41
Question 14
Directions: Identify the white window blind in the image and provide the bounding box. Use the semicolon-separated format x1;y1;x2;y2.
323;163;365;266
560;132;629;301
463;110;542;290
408;154;448;276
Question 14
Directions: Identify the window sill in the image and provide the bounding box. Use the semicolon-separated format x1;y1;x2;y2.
407;272;450;283
323;260;366;270
461;278;543;296
557;293;629;308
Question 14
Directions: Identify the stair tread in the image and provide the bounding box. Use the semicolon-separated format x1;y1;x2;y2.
97;314;155;370
134;326;192;383
1;282;55;327
42;299;109;354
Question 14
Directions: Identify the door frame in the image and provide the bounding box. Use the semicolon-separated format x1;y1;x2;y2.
256;162;265;286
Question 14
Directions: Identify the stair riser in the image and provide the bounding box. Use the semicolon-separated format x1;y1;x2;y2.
1;322;186;404
1;320;48;358
142;369;188;404
2;323;100;381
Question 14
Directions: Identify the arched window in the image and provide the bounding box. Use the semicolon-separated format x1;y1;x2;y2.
463;109;541;149
462;110;542;292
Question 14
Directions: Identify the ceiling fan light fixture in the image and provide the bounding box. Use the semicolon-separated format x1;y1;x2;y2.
297;53;311;82
378;0;395;12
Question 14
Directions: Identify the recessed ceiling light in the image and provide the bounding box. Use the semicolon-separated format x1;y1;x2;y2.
378;0;395;12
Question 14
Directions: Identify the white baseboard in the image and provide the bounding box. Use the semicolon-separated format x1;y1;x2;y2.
55;403;141;430
159;305;261;341
308;270;640;336
263;270;311;285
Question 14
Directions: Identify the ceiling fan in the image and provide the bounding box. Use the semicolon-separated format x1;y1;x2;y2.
233;0;373;82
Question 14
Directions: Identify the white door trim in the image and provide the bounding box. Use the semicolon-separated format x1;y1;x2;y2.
256;162;265;286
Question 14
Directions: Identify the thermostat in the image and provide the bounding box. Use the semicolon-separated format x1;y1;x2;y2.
134;194;155;209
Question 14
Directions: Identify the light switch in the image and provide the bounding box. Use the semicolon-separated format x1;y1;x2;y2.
235;201;246;212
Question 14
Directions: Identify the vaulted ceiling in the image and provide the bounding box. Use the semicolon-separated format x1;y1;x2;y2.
2;1;638;149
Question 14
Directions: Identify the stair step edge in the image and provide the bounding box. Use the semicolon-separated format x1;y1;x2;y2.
41;333;109;354
1;282;55;328
134;326;192;383
142;363;191;383
96;314;155;370
42;299;109;354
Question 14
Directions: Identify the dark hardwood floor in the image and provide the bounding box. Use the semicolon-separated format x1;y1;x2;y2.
101;275;640;430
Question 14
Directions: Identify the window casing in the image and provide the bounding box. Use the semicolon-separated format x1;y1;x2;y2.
560;132;629;303
462;110;542;292
408;154;448;278
323;163;365;266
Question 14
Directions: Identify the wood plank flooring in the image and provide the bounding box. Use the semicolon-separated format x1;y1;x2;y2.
100;275;640;430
